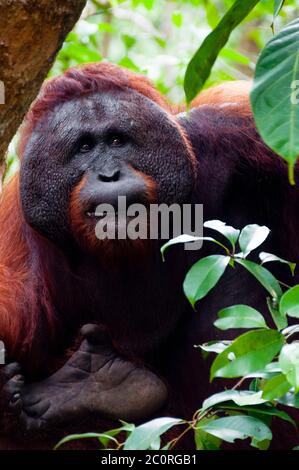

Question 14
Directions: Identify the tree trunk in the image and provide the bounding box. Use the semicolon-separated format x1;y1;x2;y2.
0;0;86;167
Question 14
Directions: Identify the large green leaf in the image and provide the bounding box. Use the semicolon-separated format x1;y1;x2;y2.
214;305;267;330
250;18;299;184
184;0;260;104
238;224;270;256
202;390;266;411
123;417;182;451
235;258;282;300
279;343;299;392
210;329;285;379
199;415;272;445
183;255;230;308
280;285;299;319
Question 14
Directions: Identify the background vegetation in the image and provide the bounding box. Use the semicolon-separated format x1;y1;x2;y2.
5;0;298;179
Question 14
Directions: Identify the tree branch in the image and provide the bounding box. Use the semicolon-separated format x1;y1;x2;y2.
0;0;87;165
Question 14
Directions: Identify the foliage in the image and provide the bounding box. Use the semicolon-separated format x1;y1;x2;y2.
56;221;299;450
184;0;260;103
51;0;263;101
250;17;299;184
5;0;299;181
51;0;297;104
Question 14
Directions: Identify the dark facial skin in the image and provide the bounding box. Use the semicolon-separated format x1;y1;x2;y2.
20;88;195;248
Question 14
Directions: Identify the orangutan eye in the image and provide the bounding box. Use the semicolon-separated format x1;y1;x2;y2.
106;133;127;148
80;143;92;153
77;135;96;153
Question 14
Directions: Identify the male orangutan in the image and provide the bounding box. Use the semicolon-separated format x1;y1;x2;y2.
0;63;298;449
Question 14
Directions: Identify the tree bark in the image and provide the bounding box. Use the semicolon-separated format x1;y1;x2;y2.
0;0;86;166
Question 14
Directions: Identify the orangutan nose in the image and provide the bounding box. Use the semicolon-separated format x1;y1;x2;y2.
98;169;120;183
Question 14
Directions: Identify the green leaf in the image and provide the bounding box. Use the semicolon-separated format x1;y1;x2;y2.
273;0;285;19
160;235;228;261
123;417;182;451
183;255;230;308
249;377;260;392
203;0;221;29
235;258;282;300
118;57;139;72
98;22;117;33
194;417;221;450
202;390;266;411
220;47;251;66
252;438;271;450
280;285;299;319
132;0;155;9
65;32;78;42
245;362;281;379
54;432;118;450
184;0;260;103
199;415;272;445
59;43;102;63
279;343;299;392
122;34;136;49
204;220;240;250
100;422;135;447
250;18;299;184
262;373;292;400
214;305;267;330
172;11;183;28
259;251;296;276
210;329;285;380
238;224;270;256
219;404;295;426
195;428;221;450
267;297;288;330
